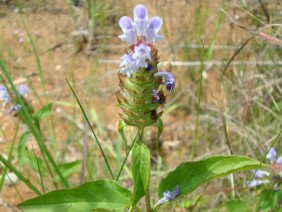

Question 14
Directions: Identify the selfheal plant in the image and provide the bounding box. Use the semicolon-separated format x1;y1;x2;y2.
117;4;175;130
17;4;264;212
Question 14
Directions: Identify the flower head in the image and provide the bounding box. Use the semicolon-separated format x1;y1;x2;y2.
154;185;180;208
248;147;282;189
266;147;277;163
17;85;28;97
154;71;176;91
8;104;21;114
0;85;10;103
118;4;163;44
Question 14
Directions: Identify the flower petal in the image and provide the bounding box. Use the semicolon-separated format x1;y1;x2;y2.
251;169;270;178
247;179;269;188
118;16;137;44
134;4;148;36
154;72;176;92
276;156;282;165
266;147;276;163
134;4;148;20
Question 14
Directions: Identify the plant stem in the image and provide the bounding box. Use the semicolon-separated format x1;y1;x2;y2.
145;189;152;212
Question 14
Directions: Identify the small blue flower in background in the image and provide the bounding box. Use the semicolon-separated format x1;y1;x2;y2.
17;84;28;97
248;147;282;188
0;84;28;114
8;104;22;114
0;85;10;103
154;185;180;208
154;71;176;92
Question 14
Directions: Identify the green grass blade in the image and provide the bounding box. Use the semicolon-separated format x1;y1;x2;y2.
192;43;205;160
65;77;114;179
0;121;20;193
0;154;41;195
0;60;69;188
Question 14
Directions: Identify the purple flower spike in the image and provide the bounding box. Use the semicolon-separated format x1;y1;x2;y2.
0;85;10;103
146;16;163;43
17;84;28;97
119;53;138;77
133;4;148;36
133;43;151;68
118;16;137;45
154;72;176;91
266;147;276;163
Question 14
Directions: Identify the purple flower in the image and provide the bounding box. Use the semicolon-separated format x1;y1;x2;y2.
0;85;10;103
154;72;176;91
266;147;277;163
247;179;270;188
248;147;282;189
119;53;138;77
118;16;137;45
251;169;270;178
133;4;148;36
154;185;180;208
133;43;152;68
17;85;28;97
8;104;21;114
118;4;163;44
151;90;160;103
146;16;163;43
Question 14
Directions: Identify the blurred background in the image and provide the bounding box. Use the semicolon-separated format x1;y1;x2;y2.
0;0;281;211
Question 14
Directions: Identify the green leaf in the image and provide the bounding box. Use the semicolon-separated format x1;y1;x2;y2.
18;180;132;211
17;131;30;168
118;119;128;150
34;103;52;120
150;118;163;155
132;142;150;206
54;160;82;181
158;155;263;198
257;190;278;211
225;199;249;212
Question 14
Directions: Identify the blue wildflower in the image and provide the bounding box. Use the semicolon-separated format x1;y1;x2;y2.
8;104;22;114
118;4;163;45
154;72;176;92
146;16;163;43
134;4;148;37
0;85;10;103
119;53;138;77
132;43;152;68
17;84;28;97
154;185;180;208
248;148;282;188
